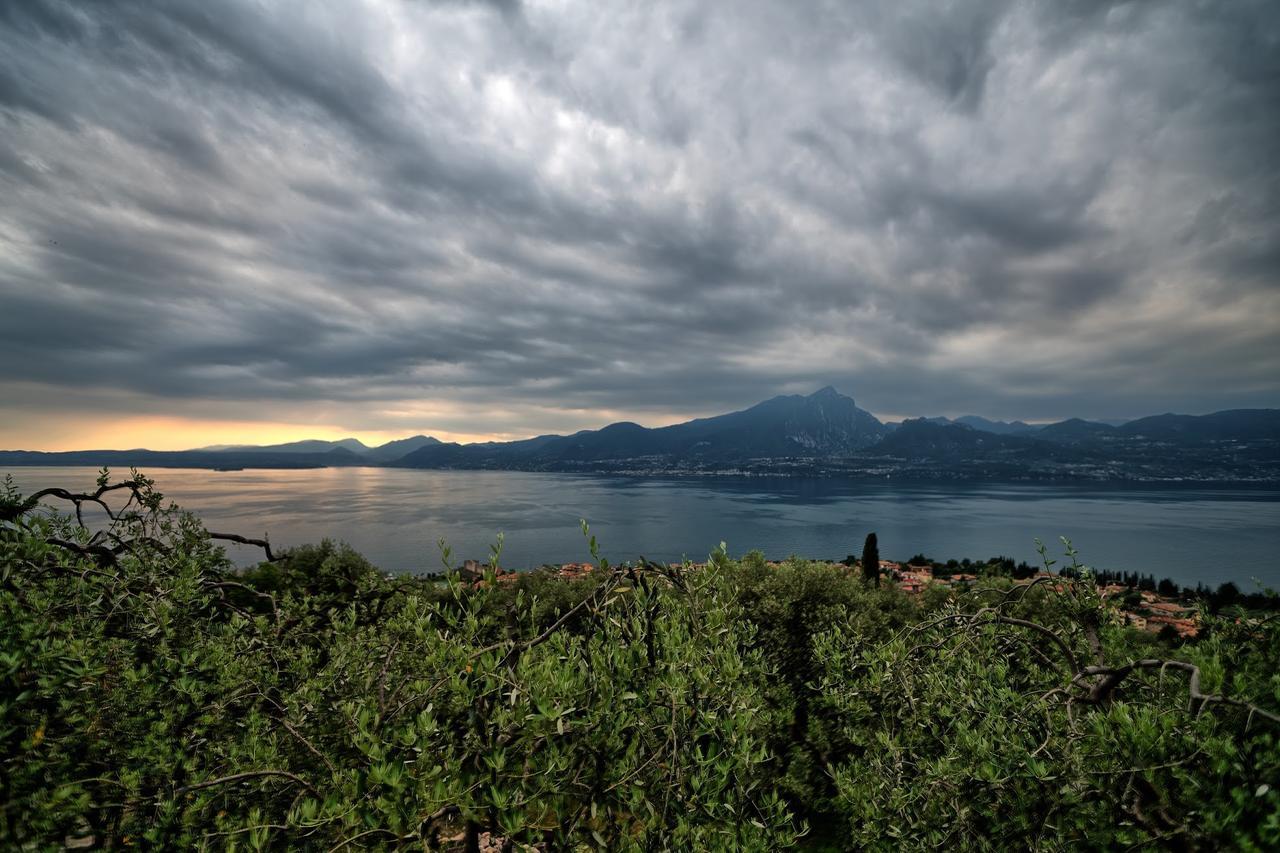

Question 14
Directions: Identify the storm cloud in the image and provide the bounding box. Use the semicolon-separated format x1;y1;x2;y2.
1;0;1278;445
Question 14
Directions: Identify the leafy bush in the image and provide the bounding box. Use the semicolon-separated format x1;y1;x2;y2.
2;475;1277;850
726;552;921;835
1;478;793;849
813;570;1280;850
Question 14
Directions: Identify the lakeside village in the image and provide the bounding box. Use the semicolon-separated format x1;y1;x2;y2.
453;554;1205;640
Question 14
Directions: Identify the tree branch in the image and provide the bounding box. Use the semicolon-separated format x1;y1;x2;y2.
207;531;278;561
473;567;625;663
988;614;1081;676
2;483;141;523
1074;659;1280;724
176;769;318;797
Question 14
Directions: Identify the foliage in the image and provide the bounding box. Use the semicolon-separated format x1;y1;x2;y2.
2;475;1278;850
727;552;920;839
1;478;792;850
812;547;1280;851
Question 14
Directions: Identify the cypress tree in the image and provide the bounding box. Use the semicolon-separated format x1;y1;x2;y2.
862;532;880;588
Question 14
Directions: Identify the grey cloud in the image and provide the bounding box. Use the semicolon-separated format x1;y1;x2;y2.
861;0;1013;111
910;171;1109;254
1;0;1278;442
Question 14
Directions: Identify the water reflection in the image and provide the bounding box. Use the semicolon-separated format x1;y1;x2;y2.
4;467;1277;588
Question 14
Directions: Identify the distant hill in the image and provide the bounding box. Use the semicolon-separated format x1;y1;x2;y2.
1117;410;1280;443
212;438;371;455
876;419;1038;459
1036;418;1119;444
870;420;1104;471
954;415;1039;436
918;415;1039;436
396;434;563;467
0;448;367;470
364;435;441;462
198;435;442;462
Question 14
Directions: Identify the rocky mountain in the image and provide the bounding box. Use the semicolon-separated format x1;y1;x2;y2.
397;387;889;468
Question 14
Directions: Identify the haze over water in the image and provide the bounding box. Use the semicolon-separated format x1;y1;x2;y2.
7;467;1278;590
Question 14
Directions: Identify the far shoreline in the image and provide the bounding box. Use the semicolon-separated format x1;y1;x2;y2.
5;458;1280;488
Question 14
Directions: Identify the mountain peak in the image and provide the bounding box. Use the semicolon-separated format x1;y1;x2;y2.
809;385;844;400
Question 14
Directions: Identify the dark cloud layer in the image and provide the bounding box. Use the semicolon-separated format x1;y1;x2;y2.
1;0;1278;443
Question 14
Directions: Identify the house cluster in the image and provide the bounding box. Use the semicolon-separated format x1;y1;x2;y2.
1099;584;1200;638
457;559;516;587
458;559;598;586
886;562;1201;638
888;560;979;593
556;562;596;580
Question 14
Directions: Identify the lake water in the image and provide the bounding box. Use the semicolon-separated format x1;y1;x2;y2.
4;466;1278;589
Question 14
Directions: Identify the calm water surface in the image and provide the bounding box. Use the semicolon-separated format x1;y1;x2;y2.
5;467;1278;588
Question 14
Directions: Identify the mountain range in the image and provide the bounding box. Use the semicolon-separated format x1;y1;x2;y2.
3;389;1277;482
195;435;440;460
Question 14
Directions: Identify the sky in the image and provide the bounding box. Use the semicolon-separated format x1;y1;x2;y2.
1;0;1278;450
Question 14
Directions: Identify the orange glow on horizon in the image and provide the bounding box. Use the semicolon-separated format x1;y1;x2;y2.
2;405;760;452
7;416;507;452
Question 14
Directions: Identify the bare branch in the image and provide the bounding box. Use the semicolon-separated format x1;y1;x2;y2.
2;481;149;524
327;827;398;852
279;719;337;777
377;639;401;714
916;610;1081;675
176;769;317;797
44;536;121;568
207;580;280;623
473;567;626;663
989;615;1081;676
207;531;278;561
1074;659;1280;725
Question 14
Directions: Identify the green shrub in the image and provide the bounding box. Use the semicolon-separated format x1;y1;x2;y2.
813;572;1280;850
727;553;921;835
0;478;794;850
2;476;1277;850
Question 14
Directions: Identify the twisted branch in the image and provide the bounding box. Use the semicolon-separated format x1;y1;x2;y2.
207;531;278;562
929;584;1278;728
1074;659;1280;725
176;770;317;797
1;482;146;524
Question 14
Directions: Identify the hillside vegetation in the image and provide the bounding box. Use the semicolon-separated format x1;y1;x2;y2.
2;472;1278;850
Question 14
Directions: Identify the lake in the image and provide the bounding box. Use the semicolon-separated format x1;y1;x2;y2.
4;466;1278;589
